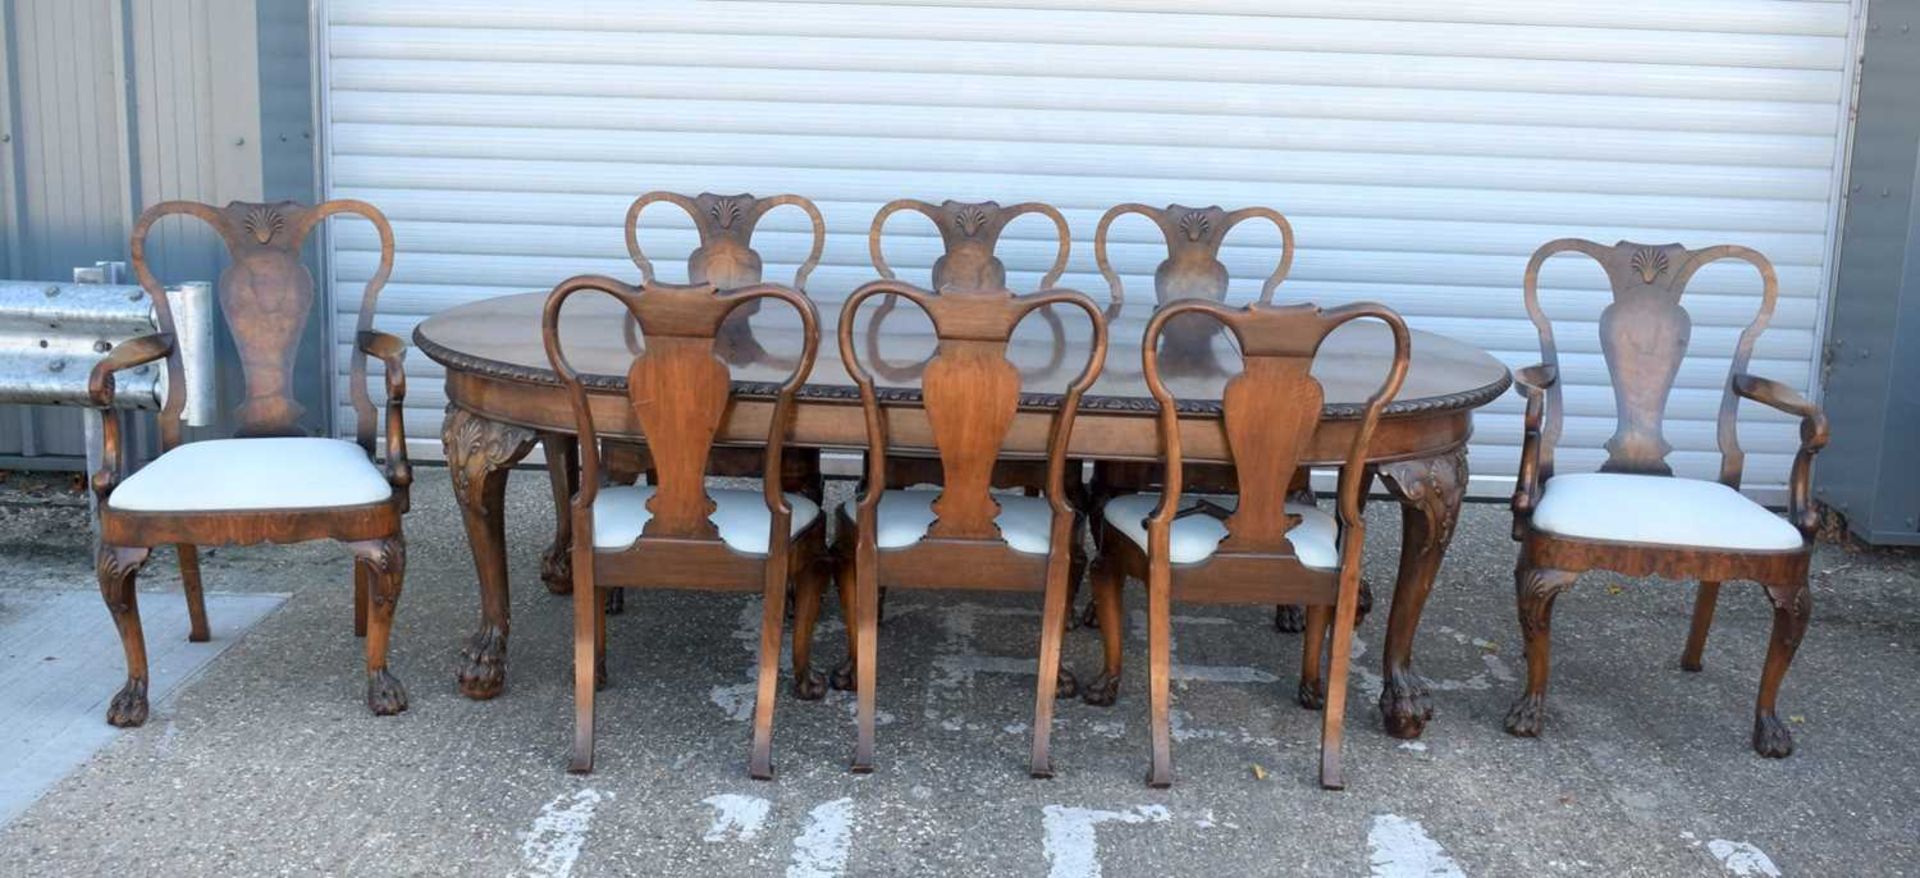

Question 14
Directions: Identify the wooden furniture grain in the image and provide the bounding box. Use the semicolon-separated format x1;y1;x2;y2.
543;274;826;777
1506;239;1827;757
416;293;1506;742
1090;300;1408;789
833;279;1107;776
542;192;831;602
92;199;411;726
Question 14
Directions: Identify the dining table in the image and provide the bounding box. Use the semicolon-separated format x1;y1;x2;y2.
414;289;1512;740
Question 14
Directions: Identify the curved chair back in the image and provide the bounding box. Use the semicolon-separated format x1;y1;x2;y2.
129;199;393;448
837;281;1106;547
1522;240;1779;486
869;199;1070;294
626;191;827;292
543;276;819;550
1095;203;1293;309
1141;300;1409;567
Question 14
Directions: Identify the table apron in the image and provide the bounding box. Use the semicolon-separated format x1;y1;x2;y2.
443;370;1473;467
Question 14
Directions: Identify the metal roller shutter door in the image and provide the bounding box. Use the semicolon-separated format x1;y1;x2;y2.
321;0;1861;499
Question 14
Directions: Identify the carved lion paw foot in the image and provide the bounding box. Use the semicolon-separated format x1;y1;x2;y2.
1273;604;1305;633
540;547;572;595
1504;694;1548;738
106;679;149;728
1081;671;1121;706
1055;668;1079;700
1752;712;1795;758
366;669;409;716
792;669;828;701
1296;678;1326;711
830;658;855;692
1379;670;1435;739
458;626;508;700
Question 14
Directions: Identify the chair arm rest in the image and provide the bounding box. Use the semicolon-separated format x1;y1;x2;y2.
356;330;411;490
1733;372;1828;536
1510;363;1557;520
87;332;174;408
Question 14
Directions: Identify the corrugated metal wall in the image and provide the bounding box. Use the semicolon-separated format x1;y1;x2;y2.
323;0;1863;499
0;0;321;465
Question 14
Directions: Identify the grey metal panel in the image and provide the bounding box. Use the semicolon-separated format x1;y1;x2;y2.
1818;0;1920;544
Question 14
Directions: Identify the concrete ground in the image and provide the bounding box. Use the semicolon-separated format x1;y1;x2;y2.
0;466;1914;877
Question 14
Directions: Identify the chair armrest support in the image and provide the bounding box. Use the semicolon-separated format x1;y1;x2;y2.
356;329;412;491
1510;363;1557;521
87;333;174;500
1733;372;1828;536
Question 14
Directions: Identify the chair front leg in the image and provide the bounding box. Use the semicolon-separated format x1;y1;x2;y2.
1504;561;1579;738
177;544;209;642
98;545;154;727
1297;605;1330;710
347;537;408;717
1082;553;1123;706
791;552;829;701
1754;580;1811;758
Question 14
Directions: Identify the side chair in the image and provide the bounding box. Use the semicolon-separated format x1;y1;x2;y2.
92;198;412;726
1506;239;1827;757
542;274;828;778
1087;299;1409;789
833;278;1108;777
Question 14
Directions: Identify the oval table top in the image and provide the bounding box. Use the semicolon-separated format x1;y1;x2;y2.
415;291;1511;421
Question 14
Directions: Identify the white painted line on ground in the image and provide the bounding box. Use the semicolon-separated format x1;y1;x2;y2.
519;788;609;878
0;588;285;828
1041;804;1171;878
787;797;855;878
701;793;771;843
1367;814;1467;878
1708;840;1782;877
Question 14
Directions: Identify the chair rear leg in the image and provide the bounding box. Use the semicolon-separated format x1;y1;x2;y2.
177;544;209;642
1681;580;1721;672
1030;548;1075;778
749;556;793;780
1145;561;1174;788
98;545;153;727
791;555;829;700
1753;580;1810;758
569;555;599;774
1319;571;1365;790
1504;561;1579;738
353;563;370;638
347;538;408;717
1297;605;1330;710
851;544;881;773
1083;555;1123;706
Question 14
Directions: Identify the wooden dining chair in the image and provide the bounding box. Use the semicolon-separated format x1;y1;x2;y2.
1087;299;1409;789
585;192;831;612
834;279;1108;777
91;199;412;726
849;199;1090;654
1506;240;1827;758
1081;204;1319;630
543;274;827;778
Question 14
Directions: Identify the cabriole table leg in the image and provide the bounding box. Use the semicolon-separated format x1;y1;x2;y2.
443;404;537;700
1374;446;1468;738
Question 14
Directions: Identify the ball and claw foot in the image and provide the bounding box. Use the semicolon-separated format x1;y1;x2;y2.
1503;694;1547;737
1055;668;1079;700
1752;712;1794;758
830;657;855;692
1081;671;1120;706
1274;604;1305;633
1296;678;1326;711
106;679;149;728
366;670;409;716
792;670;828;701
1379;669;1435;738
458;626;508;700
